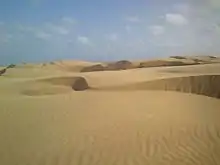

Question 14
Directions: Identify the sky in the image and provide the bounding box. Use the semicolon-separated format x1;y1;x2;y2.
0;0;220;64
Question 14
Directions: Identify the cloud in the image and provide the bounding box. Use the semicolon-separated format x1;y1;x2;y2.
165;13;188;25
173;3;191;14
19;21;71;37
126;16;141;23
62;17;77;24
0;33;13;44
0;24;13;44
77;36;90;44
17;24;51;40
35;31;51;40
157;42;183;47
46;24;69;35
149;25;165;36
125;25;132;33
211;23;220;34
105;33;118;41
207;0;220;8
18;24;35;32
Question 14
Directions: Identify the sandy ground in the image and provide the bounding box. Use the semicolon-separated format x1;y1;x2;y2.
1;56;220;165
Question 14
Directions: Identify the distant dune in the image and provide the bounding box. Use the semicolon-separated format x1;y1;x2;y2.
79;56;220;73
139;60;196;68
80;60;134;72
80;64;106;72
105;60;134;70
1;55;220;165
0;64;16;76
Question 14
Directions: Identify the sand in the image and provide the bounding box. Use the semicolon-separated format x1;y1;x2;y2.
1;56;220;165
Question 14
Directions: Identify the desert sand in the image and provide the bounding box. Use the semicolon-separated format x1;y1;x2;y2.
1;56;220;165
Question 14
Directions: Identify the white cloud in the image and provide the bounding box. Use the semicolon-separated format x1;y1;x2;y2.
173;4;191;14
0;33;13;44
158;15;165;19
149;25;165;35
77;36;90;44
126;16;141;23
166;13;188;25
46;24;69;35
62;17;77;24
125;25;132;33
17;24;51;39
18;24;35;32
20;22;70;37
53;26;69;35
158;42;183;47
106;33;118;41
67;39;74;43
150;39;183;47
207;0;220;8
35;31;51;40
212;24;220;34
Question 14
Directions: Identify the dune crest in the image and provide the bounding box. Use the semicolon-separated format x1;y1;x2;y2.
101;74;220;99
80;58;208;73
106;60;134;70
0;64;16;76
21;76;90;96
81;64;105;72
39;76;89;91
139;60;197;68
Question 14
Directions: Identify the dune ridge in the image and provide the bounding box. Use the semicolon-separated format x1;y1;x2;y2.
138;60;197;68
21;76;89;96
39;76;89;91
81;64;106;72
21;74;220;99
99;74;220;99
0;64;16;76
80;58;216;73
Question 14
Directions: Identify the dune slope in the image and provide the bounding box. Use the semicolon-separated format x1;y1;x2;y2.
1;92;220;165
101;74;220;99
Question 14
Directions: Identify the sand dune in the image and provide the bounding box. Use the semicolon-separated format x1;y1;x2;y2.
100;74;220;99
0;64;16;76
22;85;71;96
0;68;7;76
1;91;220;165
39;76;89;91
170;56;187;60
80;64;106;72
139;60;198;68
22;76;89;96
1;56;220;165
80;59;201;73
50;60;102;72
106;60;134;70
81;60;134;72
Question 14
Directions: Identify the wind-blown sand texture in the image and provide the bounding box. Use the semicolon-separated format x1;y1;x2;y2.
1;56;220;165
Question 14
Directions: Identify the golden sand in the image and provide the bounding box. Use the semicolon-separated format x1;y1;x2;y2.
1;56;220;165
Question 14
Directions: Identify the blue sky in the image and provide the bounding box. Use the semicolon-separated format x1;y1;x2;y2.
0;0;220;64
